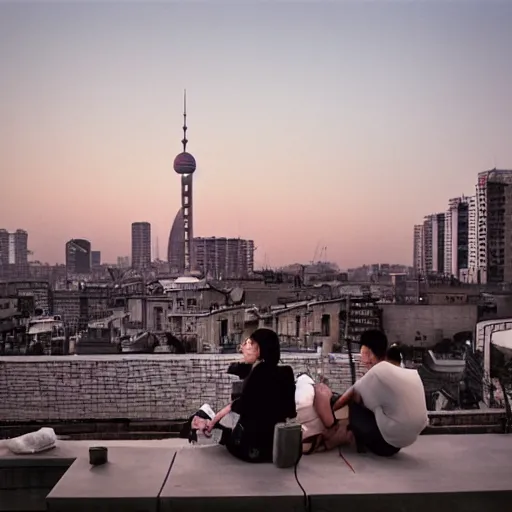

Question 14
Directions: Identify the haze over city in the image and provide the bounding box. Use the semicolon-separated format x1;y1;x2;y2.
1;1;511;268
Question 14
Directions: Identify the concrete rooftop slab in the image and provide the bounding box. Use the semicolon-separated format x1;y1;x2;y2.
2;435;511;512
0;443;80;468
299;434;512;511
161;435;512;512
46;446;176;512
0;439;188;467
160;444;307;512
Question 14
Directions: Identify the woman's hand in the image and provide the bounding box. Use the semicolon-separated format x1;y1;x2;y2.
202;421;213;437
205;403;232;433
205;417;218;434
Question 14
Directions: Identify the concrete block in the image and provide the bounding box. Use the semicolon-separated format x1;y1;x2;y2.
300;434;512;512
46;447;176;512
159;445;306;512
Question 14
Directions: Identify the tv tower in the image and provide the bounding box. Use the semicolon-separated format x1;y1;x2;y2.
173;90;197;274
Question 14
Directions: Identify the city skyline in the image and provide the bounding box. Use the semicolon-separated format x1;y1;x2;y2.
2;2;512;268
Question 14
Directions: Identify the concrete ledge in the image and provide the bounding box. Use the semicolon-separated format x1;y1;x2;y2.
46;447;176;512
0;444;81;468
2;435;512;512
0;444;84;512
159;445;306;512
309;492;511;512
300;434;512;512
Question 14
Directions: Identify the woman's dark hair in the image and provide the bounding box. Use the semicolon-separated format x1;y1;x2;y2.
360;329;388;360
250;328;280;366
386;343;402;365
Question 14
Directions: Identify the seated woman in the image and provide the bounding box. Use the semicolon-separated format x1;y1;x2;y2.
295;373;351;454
182;328;296;463
314;330;428;457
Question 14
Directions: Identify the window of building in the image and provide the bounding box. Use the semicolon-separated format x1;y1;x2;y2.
295;315;301;337
187;298;197;308
321;314;331;337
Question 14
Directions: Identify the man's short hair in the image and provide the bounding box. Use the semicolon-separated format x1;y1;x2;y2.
360;329;388;360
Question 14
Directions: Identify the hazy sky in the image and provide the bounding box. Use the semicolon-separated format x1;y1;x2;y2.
1;1;511;269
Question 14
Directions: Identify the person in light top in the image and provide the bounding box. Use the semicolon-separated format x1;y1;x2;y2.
314;330;428;457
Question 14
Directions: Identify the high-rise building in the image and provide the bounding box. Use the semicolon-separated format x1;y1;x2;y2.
169;91;197;275
168;208;185;275
444;196;477;281
131;222;151;270
476;169;512;284
91;251;101;268
194;237;255;279
0;229;29;278
65;239;92;275
422;213;445;275
412;224;425;276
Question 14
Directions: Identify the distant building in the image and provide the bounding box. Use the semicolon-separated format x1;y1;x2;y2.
476;169;512;284
0;229;29;278
413;224;425;276
168;209;185;275
194;237;255;279
117;256;130;268
65;239;91;275
444;196;477;282
91;251;101;268
131;222;151;270
422;213;445;275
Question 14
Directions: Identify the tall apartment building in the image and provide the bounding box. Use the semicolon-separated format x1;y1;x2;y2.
65;239;92;275
0;229;29;278
194;237;255;279
444;196;477;282
413;224;425;276
131;222;151;270
476;169;512;284
422;213;445;275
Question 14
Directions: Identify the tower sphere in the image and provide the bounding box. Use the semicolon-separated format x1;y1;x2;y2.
174;152;196;175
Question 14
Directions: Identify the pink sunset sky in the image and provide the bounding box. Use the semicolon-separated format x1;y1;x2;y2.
1;1;511;269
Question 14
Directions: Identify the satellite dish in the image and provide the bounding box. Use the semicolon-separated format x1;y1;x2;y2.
229;287;244;304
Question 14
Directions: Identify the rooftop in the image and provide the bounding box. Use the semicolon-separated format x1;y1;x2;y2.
1;434;510;512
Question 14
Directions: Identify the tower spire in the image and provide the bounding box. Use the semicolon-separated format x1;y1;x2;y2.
182;89;188;152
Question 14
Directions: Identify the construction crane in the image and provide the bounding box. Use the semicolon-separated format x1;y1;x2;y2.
311;243;328;265
311;241;321;265
318;246;328;262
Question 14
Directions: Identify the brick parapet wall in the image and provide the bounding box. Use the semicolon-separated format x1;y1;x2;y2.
0;354;364;423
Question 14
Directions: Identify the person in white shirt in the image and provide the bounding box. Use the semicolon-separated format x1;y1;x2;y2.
314;330;428;457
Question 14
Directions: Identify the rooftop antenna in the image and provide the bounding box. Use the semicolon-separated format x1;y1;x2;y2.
182;89;188;152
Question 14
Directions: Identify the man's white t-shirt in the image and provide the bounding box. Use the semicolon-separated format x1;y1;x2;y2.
353;361;428;448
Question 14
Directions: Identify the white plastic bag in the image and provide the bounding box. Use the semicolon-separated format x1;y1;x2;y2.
5;427;57;455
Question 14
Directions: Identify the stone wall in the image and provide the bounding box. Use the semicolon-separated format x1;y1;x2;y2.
0;354;364;423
